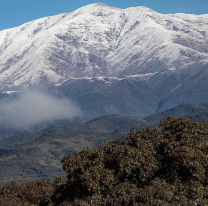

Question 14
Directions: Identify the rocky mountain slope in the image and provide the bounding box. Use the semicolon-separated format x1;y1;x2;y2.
0;3;208;118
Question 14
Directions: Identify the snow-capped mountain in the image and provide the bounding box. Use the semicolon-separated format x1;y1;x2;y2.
0;3;208;118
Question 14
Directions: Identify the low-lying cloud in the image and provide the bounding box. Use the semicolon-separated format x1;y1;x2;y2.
0;89;82;129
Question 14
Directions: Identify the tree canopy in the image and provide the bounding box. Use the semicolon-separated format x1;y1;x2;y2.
38;117;208;205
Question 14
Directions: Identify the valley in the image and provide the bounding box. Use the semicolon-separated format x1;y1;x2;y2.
0;102;208;186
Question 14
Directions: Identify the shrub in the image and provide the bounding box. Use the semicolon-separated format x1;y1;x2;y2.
40;117;208;205
0;179;55;206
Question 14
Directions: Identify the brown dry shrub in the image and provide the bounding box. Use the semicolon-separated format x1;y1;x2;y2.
40;117;208;205
0;179;55;206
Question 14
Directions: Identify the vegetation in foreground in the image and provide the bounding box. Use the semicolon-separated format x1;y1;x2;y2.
0;179;54;206
1;116;208;205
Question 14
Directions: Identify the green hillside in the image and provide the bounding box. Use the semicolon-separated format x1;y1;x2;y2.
0;115;146;186
0;103;208;187
145;103;208;127
1;116;208;205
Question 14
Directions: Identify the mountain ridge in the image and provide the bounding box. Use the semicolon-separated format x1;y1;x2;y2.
0;3;207;89
0;3;208;118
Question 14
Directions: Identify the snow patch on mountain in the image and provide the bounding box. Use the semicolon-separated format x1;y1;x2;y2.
0;3;207;91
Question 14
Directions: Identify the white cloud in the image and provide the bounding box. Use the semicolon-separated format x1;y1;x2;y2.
0;89;82;129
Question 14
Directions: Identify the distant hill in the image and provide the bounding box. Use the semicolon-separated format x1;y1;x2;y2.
0;115;146;186
145;103;208;127
1;102;208;186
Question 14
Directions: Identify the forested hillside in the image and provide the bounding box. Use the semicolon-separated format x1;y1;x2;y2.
1;116;208;205
1;103;208;187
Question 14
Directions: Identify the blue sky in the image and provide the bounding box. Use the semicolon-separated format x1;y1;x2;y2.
0;0;207;31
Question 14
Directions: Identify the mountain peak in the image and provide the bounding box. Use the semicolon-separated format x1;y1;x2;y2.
74;2;122;15
126;5;154;12
76;3;155;15
0;3;207;91
89;3;110;7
